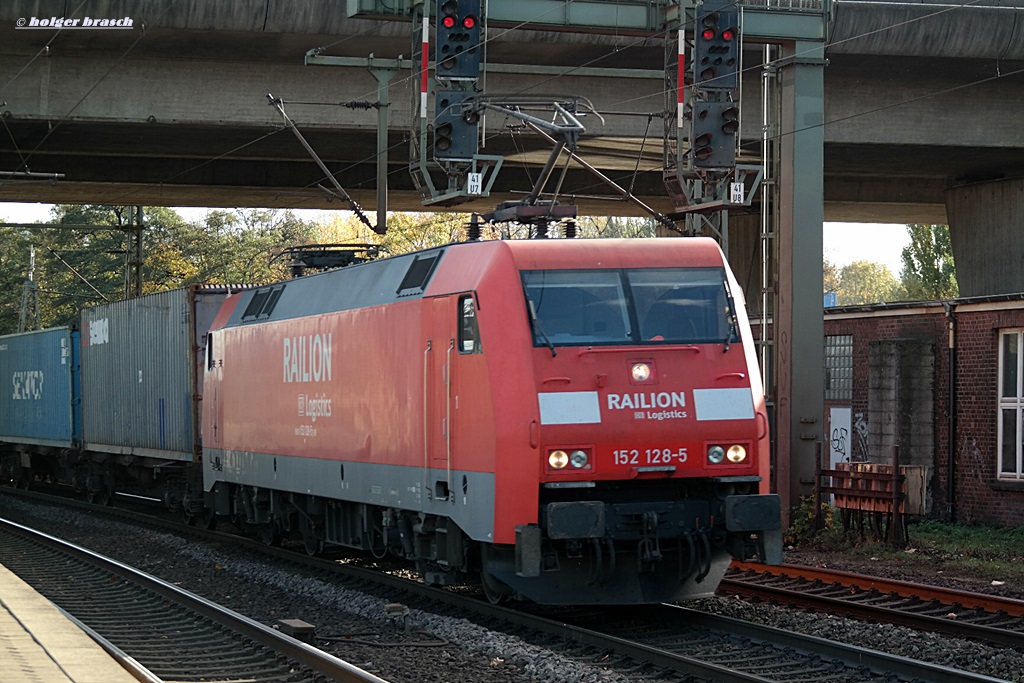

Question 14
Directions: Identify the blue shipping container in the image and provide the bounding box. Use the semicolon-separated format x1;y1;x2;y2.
0;327;79;449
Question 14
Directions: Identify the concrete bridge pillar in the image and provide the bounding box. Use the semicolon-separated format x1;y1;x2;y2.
947;177;1024;297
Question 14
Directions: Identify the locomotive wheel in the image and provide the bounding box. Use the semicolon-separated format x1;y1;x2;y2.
16;470;31;490
298;515;324;556
481;571;512;605
303;533;324;557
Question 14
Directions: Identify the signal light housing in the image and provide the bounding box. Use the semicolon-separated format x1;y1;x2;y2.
435;0;481;80
433;90;479;161
690;101;739;169
693;7;740;91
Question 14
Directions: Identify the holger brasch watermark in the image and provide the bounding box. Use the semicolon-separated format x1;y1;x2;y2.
16;16;134;29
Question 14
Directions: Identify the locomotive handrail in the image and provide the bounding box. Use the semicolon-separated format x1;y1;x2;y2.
576;345;701;356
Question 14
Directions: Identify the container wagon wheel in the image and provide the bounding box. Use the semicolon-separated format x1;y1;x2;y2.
183;506;216;530
257;522;282;547
86;487;111;507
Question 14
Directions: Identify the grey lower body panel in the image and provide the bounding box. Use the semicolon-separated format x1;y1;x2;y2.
204;448;496;542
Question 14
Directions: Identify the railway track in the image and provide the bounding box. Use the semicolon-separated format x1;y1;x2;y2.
0;488;1015;683
724;562;1024;650
0;516;388;683
532;602;1011;683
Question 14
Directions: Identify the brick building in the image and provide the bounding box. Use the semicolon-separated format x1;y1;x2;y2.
821;296;1024;527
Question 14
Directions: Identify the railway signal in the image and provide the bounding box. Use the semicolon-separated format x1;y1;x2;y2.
434;90;479;160
436;0;481;80
690;101;739;168
693;7;739;90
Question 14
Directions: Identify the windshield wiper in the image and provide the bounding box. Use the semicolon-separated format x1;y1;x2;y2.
722;277;738;353
526;298;557;357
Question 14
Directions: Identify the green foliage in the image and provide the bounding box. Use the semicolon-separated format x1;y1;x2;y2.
785;496;851;549
899;224;958;300
0;225;35;334
312;211;468;256
823;521;1024;587
823;224;959;305
909;520;1024;563
835;260;903;305
0;205;323;336
823;258;840;296
578;216;658;238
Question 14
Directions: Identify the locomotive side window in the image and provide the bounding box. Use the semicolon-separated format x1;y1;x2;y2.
458;294;482;354
521;267;737;347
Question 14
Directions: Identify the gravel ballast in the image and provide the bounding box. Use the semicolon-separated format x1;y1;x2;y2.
2;497;1022;682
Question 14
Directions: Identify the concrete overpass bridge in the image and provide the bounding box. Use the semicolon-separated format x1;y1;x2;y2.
0;1;1020;285
2;0;1023;512
0;1;1020;219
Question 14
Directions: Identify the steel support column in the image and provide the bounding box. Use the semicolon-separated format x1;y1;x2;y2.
776;40;825;520
370;66;397;230
126;206;143;299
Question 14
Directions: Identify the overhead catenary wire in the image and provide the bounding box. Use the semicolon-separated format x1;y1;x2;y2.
266;93;380;234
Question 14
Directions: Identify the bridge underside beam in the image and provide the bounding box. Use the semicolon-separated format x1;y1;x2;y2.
0;119;984;224
948;177;1024;298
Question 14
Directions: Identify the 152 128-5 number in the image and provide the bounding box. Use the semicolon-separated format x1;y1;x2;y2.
613;448;688;465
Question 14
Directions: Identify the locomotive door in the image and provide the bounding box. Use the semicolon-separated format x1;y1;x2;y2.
424;293;484;504
425;296;456;501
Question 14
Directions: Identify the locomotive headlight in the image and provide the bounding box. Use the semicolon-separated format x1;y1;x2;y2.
549;450;569;469
727;445;747;463
569;449;589;468
631;362;651;383
707;445;726;464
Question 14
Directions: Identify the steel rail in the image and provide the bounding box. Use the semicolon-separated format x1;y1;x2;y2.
731;562;1024;616
726;562;1024;648
0;516;389;683
1;488;1010;683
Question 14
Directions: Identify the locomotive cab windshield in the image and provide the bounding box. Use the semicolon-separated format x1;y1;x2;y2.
521;267;739;347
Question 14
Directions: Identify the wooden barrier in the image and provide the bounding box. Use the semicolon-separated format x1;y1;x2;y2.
814;446;924;547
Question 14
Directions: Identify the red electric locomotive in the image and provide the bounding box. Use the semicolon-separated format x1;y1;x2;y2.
202;237;781;604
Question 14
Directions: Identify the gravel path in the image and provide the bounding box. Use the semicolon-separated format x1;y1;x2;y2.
2;497;1022;682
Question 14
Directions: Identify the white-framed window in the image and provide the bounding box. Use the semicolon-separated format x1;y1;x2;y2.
998;329;1024;479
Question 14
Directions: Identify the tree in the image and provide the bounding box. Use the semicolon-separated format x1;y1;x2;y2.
312;211;469;256
0;205;324;335
579;216;657;238
0;225;35;333
823;258;841;295
836;260;902;305
899;224;958;300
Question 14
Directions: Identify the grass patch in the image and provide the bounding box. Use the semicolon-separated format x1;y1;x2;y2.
799;516;1024;585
